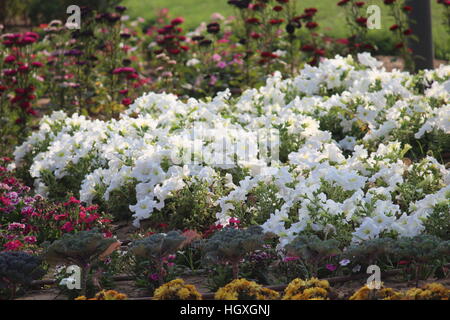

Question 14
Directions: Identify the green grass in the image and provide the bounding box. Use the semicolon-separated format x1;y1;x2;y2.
123;0;448;59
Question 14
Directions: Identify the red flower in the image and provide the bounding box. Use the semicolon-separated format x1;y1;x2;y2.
24;236;37;244
246;17;261;25
301;44;315;52
61;222;74;233
4;55;16;63
122;98;132;106
273;5;283;12
337;0;350;6
4;240;23;251
31;61;43;68
390;24;399;31
355;1;365;7
167;48;181;55
261;51;278;59
356;17;368;26
269;18;284;25
384;0;396;4
315;48;326;56
336;38;350;45
403;28;413;35
403;5;413;12
306;21;318;29
171;17;184;26
250;32;261;39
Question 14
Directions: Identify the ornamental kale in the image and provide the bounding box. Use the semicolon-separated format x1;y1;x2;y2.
201;226;265;279
0;251;46;299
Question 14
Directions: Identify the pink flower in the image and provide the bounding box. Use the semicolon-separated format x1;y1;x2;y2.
229;217;240;224
150;273;159;281
283;256;300;262
326;264;337;272
8;222;26;230
212;54;222;62
61;222;74;233
217;61;227;69
4;240;23;251
24;236;37;244
122;98;132;106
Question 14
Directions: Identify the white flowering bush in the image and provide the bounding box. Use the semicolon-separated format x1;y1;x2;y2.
14;53;450;247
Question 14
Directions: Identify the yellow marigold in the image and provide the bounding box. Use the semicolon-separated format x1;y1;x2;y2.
283;278;331;300
75;290;128;300
153;279;202;300
349;285;401;300
404;283;450;300
215;279;279;300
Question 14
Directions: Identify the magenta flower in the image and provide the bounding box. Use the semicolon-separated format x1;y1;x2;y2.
326;264;337;272
150;273;160;281
24;236;37;244
283;256;300;262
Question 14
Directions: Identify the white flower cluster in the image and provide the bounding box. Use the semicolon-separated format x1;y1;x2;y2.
15;53;450;246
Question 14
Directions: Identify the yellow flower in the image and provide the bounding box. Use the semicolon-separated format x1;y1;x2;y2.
404;283;449;300
349;285;402;300
283;278;331;300
75;290;128;300
215;279;279;300
154;279;202;300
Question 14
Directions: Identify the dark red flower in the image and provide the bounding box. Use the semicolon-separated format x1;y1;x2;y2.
390;24;400;31
261;51;278;59
273;5;283;12
246;17;261;25
356;17;368;26
315;48;326;56
4;55;16;63
31;61;43;67
122;98;132;106
403;5;413;12
301;44;315;52
306;21;318;29
171;17;184;26
250;32;261;39
403;28;413;35
337;0;350;5
269;18;284;25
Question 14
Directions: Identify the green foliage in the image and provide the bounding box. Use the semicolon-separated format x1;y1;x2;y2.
0;251;46;299
44;229;119;296
202;226;265;265
230;181;285;226
131;231;186;262
151;179;224;231
344;237;395;266
44;229;117;266
201;226;265;279
424;200;450;240
285;234;341;277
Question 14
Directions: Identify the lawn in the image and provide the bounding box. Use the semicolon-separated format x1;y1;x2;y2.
123;0;448;59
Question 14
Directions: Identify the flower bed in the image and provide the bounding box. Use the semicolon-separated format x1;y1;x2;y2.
13;53;449;247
